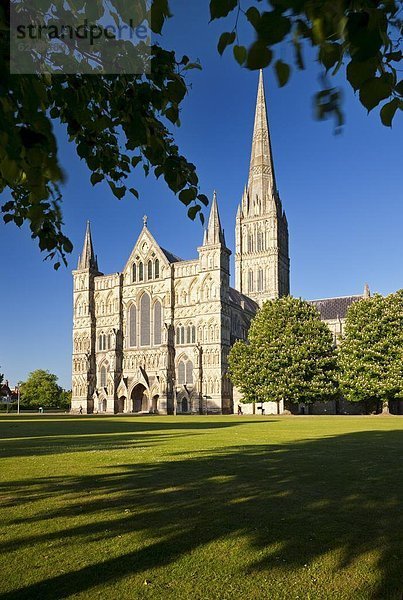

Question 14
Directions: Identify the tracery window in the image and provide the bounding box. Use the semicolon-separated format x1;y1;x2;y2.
140;293;151;346
153;301;162;346
147;260;153;280
132;263;137;282
177;358;194;385
154;259;160;279
257;268;264;292
100;365;107;388
129;304;136;347
185;360;193;384
248;270;254;293
139;262;144;281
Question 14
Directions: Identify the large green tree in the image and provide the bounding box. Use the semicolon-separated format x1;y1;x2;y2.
228;296;338;411
19;369;63;408
338;291;403;413
1;0;401;266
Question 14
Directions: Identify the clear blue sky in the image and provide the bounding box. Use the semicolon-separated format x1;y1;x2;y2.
1;2;402;389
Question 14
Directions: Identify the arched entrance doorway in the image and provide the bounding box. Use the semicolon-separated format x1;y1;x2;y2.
151;395;159;413
181;397;188;413
131;384;148;413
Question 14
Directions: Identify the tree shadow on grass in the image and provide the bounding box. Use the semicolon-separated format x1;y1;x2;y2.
0;430;402;599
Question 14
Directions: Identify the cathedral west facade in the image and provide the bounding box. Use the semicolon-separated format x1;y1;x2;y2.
71;71;363;415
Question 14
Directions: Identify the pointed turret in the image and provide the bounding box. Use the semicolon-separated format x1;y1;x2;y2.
248;69;277;199
363;283;371;298
205;191;226;246
77;221;98;271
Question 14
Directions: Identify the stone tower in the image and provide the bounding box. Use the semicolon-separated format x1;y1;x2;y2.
71;222;100;413
235;70;290;305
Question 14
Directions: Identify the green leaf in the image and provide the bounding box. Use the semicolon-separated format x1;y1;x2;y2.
129;188;139;199
246;6;260;29
319;43;342;72
151;0;171;34
179;187;198;206
274;59;291;87
166;106;179;124
218;31;236;56
210;0;238;20
90;172;103;186
188;204;201;220
131;156;142;167
183;62;203;71
246;41;272;70
380;98;400;127
359;76;392;112
396;80;403;96
108;181;126;199
385;50;402;62
257;11;291;45
233;45;247;66
197;193;209;207
346;58;377;91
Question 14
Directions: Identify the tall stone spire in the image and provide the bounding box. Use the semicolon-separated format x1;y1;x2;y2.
77;221;98;271
205;191;226;246
248;69;277;203
234;70;290;304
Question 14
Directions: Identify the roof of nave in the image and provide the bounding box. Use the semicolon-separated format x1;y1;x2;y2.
229;287;259;313
160;248;183;263
309;295;363;321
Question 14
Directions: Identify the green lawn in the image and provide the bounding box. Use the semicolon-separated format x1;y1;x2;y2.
0;415;402;600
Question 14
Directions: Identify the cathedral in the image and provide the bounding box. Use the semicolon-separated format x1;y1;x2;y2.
71;71;364;415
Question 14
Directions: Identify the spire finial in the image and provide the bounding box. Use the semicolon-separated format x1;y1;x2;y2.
78;220;98;271
205;191;226;246
143;215;148;228
248;69;277;198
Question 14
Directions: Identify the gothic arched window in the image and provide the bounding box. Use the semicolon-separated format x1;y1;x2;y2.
147;260;153;280
248;233;253;253
132;263;137;282
140;293;151;346
178;361;186;385
191;325;196;344
154;259;160;279
139;262;144;281
153;301;162;346
129;304;136;347
248;270;254;293
257;268;264;292
100;365;107;388
186;360;193;384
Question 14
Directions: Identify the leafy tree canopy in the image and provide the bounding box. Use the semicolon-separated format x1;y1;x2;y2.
1;0;401;267
19;369;63;407
210;0;403;129
338;291;403;410
1;0;207;268
228;296;338;407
